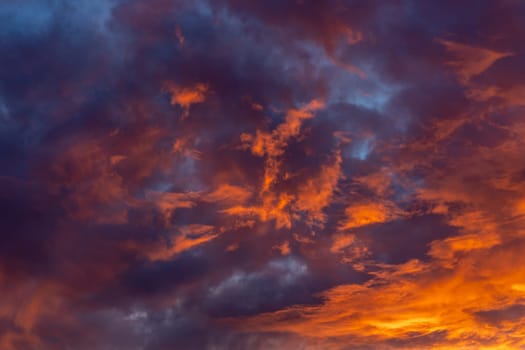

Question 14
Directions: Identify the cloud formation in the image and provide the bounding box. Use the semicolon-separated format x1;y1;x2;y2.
1;0;525;349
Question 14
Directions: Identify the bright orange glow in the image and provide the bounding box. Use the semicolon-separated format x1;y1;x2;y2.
164;82;208;118
340;202;400;229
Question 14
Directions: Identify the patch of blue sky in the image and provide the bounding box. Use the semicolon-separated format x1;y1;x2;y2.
334;69;401;113
351;137;375;160
292;40;401;114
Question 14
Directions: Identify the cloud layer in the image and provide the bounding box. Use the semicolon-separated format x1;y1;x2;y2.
1;0;525;349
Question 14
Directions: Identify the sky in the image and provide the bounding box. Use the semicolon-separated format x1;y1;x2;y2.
1;0;525;349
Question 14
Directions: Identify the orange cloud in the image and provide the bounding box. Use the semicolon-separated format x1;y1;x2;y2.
339;202;401;230
223;192;295;229
172;137;202;159
295;151;342;225
439;39;511;83
224;99;334;230
468;84;525;107
148;190;198;223
241;99;325;192
164;82;208;119
145;224;218;261
205;183;252;205
330;233;355;253
229;239;525;348
273;241;291;255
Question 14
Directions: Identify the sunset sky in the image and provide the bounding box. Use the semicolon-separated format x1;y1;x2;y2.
1;1;525;349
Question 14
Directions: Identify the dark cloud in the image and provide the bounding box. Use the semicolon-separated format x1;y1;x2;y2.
355;214;458;264
475;304;525;326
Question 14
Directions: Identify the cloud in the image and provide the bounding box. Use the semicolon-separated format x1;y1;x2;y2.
2;0;525;349
439;39;512;83
164;82;209;119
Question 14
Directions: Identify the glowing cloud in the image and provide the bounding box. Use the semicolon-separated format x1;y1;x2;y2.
2;1;525;349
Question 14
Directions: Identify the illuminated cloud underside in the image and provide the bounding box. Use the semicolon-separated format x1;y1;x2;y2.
1;1;525;349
